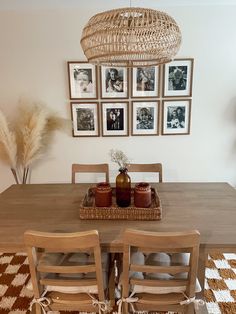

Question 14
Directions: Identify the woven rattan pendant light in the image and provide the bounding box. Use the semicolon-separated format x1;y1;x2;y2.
80;7;182;67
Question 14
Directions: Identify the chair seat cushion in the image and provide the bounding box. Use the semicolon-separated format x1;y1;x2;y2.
45;284;99;294
132;284;186;294
132;277;201;295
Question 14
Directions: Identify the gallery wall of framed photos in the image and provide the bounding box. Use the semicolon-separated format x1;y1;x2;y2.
67;58;194;137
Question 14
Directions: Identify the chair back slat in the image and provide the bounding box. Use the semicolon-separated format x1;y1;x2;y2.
24;229;99;250
127;163;163;182
124;229;199;248
38;264;96;274
130;264;190;274
72;163;109;183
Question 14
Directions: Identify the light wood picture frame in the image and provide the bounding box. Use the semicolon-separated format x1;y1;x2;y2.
131;101;160;136
162;99;191;135
131;66;160;98
68;61;97;99
71;102;100;137
100;66;128;99
101;101;129;136
163;58;194;97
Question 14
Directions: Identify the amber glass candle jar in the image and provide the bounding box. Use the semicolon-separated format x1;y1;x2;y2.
95;182;112;207
134;182;151;208
116;168;131;207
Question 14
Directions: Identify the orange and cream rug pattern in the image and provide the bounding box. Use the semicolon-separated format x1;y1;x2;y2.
0;252;236;314
205;253;236;314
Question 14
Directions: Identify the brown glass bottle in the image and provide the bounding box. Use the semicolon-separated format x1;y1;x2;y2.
116;168;131;207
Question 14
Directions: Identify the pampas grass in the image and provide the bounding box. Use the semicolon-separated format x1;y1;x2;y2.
0;100;70;184
17;103;49;183
0;110;19;183
17;101;69;183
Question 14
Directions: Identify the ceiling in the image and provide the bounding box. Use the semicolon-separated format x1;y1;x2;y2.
0;0;236;10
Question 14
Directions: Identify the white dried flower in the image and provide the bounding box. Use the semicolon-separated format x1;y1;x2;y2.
110;149;129;169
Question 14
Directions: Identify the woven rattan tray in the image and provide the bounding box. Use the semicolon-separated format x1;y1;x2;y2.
79;187;162;220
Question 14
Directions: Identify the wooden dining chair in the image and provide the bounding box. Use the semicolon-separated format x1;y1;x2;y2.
24;230;112;313
71;163;109;183
127;163;163;182
119;229;201;314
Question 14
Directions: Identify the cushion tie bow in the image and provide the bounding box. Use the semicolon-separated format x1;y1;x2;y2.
180;292;205;310
116;291;139;314
89;293;112;313
29;296;51;314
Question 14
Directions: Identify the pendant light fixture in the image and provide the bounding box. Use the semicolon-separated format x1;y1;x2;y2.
80;6;182;67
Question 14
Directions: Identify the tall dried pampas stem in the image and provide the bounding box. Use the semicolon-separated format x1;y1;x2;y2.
0;99;71;184
16;101;70;183
0;110;19;184
17;103;49;183
41;116;70;149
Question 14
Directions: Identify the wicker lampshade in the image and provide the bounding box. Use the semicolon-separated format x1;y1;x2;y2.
80;7;182;67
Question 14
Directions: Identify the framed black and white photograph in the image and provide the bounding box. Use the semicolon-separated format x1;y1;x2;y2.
100;66;128;99
71;102;99;137
132;66;160;98
101;102;129;136
163;58;194;97
162;99;191;135
68;62;97;99
132;101;160;136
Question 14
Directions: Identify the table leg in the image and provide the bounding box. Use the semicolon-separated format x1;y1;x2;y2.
198;245;208;294
196;245;209;313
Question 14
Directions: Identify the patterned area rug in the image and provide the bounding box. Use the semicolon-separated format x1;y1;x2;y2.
0;252;236;314
205;253;236;314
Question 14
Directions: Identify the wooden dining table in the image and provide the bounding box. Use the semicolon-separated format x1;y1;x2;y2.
0;182;236;300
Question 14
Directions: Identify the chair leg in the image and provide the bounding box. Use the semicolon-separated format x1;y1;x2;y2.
30;303;42;314
108;253;116;308
123;302;129;313
193;302;209;314
186;302;195;314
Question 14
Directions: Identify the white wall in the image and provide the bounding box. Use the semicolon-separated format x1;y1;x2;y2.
0;1;236;192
